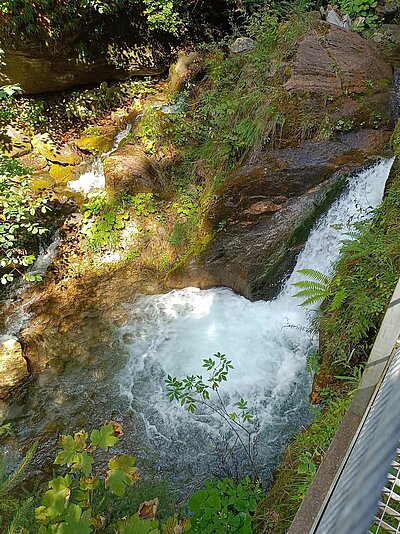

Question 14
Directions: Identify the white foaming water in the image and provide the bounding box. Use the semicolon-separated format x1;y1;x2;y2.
68;123;132;194
117;159;393;480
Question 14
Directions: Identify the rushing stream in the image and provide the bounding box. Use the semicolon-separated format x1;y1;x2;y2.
3;158;394;494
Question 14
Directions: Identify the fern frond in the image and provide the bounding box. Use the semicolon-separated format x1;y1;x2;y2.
296;269;330;285
293;288;330;299
292;281;329;291
0;445;37;497
299;294;328;306
6;498;33;534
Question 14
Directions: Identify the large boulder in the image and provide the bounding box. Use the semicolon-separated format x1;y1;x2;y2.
0;49;164;95
285;25;392;97
103;144;163;198
167;130;390;299
0;337;29;399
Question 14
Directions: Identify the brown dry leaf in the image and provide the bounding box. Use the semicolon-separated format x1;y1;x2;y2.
138;498;159;520
92;515;106;529
106;419;124;437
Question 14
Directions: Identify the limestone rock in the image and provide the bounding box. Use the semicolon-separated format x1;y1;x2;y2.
167;129;390;299
103;144;163;198
230;37;256;54
169;50;205;93
285;25;392;97
0;337;29;398
32;134;82;165
0;49;163;95
18;152;48;171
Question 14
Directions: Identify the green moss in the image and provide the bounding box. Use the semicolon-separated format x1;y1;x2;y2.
75;127;114;155
49;163;78;183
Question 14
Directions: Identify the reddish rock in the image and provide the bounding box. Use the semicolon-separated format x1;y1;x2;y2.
285;25;392;96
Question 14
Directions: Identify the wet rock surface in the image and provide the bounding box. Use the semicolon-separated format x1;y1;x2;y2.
0;337;29;399
167;130;391;298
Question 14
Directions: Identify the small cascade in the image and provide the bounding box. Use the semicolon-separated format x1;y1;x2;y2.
68;123;132;194
1;232;60;337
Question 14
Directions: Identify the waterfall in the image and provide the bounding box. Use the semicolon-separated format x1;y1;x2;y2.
67;123;132;194
117;158;394;482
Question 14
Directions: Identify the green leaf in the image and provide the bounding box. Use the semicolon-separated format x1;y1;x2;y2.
38;475;73;521
71;451;94;476
106;455;137;497
90;424;118;450
58;504;93;534
55;431;88;467
117;513;159;534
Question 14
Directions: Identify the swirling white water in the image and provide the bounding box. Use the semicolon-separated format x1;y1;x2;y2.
117;158;393;483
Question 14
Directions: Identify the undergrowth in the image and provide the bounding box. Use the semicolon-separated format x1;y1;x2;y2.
319;165;400;377
253;394;350;534
136;5;318;196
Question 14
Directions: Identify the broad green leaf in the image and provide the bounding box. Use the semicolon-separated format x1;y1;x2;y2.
90;424;118;450
39;475;72;521
117;513;159;534
55;431;88;467
58;504;93;534
71;451;94;476
106;455;137;497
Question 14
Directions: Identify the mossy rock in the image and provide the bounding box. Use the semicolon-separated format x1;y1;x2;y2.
75;127;114;155
32;133;81;165
31;174;56;191
3;126;32;158
49;163;79;184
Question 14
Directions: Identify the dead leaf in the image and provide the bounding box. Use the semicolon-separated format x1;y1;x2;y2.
138;498;159;520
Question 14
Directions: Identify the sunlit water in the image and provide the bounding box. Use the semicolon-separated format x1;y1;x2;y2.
116;158;393;482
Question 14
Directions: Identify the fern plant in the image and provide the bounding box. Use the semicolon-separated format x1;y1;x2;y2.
293;269;331;306
293;269;347;309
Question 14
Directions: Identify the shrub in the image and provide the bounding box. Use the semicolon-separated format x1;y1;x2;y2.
0;156;51;284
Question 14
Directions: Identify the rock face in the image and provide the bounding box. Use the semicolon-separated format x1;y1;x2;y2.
285;25;392;96
168;50;205;93
32;134;81;165
229;37;256;54
167;130;390;298
104;145;163;198
0;337;29;399
0;49;164;95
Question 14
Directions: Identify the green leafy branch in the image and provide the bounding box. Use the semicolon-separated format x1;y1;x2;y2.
35;423;160;534
0;156;51;284
165;352;259;480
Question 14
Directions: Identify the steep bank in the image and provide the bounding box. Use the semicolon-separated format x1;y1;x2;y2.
254;126;400;534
